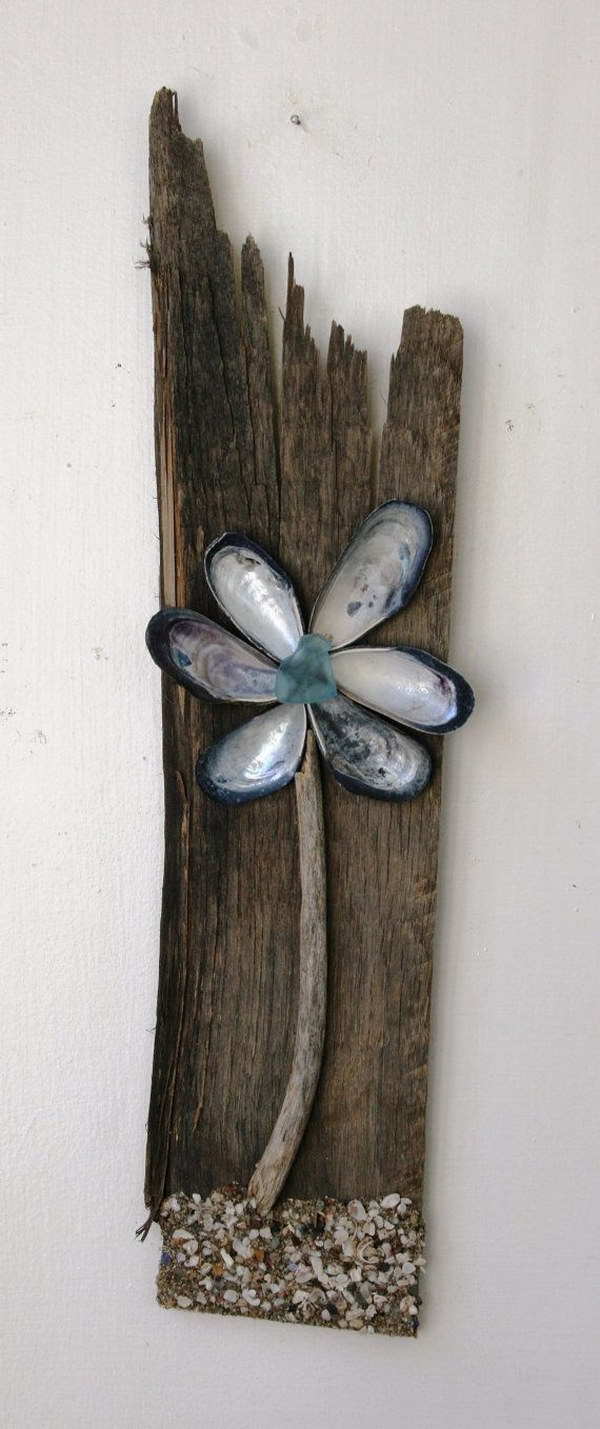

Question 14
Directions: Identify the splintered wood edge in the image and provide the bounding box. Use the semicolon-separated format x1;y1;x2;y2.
144;87;464;1228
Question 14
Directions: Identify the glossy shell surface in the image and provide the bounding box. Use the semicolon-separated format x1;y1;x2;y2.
205;534;304;661
310;501;433;650
196;704;307;803
146;608;278;702
331;646;474;732
309;694;432;800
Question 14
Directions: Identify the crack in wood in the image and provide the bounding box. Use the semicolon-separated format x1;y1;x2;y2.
144;87;463;1223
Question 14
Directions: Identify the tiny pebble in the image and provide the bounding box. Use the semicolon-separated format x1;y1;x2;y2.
158;1187;424;1337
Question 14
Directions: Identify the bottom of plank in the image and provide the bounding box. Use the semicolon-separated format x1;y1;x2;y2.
156;1186;424;1336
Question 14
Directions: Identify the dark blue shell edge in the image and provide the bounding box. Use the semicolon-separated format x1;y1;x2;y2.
145;607;220;702
309;500;434;634
398;647;475;731
204;532;302;607
307;704;433;802
392;503;434;609
195;746;299;805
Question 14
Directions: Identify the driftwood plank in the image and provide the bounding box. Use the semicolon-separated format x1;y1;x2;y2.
144;89;462;1228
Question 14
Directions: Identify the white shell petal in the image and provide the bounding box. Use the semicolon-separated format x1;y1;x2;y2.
309;695;431;800
146;609;277;702
205;534;303;660
196;705;307;803
310;502;433;649
331;647;474;732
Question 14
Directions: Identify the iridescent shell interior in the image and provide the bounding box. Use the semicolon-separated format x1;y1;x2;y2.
146;501;474;804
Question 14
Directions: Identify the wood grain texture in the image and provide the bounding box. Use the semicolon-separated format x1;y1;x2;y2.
144;88;462;1219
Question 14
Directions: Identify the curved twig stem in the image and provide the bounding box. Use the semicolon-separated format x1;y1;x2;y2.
248;730;327;1215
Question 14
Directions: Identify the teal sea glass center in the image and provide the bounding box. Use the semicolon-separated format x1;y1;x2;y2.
276;634;337;705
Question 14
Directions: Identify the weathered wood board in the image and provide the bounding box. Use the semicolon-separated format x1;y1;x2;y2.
143;89;462;1332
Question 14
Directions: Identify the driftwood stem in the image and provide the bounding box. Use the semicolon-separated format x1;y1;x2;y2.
248;731;327;1215
145;90;463;1221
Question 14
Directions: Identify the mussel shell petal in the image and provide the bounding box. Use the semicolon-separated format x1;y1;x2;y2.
205;533;303;660
331;646;474;732
146;608;278;703
196;704;307;803
310;501;433;649
309;694;431;800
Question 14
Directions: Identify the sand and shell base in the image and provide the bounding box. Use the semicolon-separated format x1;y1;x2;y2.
156;1186;425;1336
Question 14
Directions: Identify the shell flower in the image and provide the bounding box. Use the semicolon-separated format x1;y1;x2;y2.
146;501;474;803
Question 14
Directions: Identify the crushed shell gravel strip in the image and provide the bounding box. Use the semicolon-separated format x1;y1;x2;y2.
156;1186;424;1336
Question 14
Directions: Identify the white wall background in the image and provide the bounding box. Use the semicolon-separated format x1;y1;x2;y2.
2;1;599;1425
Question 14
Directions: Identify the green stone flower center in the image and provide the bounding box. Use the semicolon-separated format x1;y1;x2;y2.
276;633;337;705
